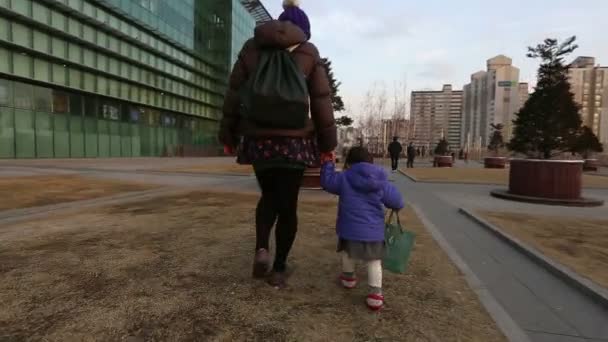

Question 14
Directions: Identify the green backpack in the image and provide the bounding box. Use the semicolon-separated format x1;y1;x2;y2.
240;45;310;129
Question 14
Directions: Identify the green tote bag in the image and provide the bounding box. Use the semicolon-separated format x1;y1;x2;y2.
383;210;416;274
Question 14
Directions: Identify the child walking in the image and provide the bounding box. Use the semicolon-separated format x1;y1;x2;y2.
320;147;404;310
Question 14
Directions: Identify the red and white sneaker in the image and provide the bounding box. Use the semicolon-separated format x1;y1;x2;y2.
339;274;358;289
366;293;384;311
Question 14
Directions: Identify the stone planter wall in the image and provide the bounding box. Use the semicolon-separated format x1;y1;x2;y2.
434;156;453;168
484;157;507;169
509;159;583;199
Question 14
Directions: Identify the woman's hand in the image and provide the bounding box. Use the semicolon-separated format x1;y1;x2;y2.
320;151;336;164
224;145;235;156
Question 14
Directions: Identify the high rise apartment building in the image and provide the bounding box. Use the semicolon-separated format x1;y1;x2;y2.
411;84;463;150
569;56;608;146
460;55;526;149
0;0;270;159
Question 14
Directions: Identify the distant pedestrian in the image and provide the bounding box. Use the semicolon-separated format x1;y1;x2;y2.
406;142;416;168
387;137;403;172
320;147;404;311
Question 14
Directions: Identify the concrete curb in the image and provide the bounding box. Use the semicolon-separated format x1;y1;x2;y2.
0;187;183;225
411;205;531;342
459;207;608;310
398;169;419;182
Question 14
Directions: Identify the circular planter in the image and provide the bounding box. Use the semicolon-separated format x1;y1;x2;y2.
583;159;599;172
434;156;453;168
484;157;507;169
509;159;582;199
491;159;603;207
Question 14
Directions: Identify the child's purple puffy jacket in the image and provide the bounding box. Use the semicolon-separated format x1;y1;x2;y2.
320;162;404;242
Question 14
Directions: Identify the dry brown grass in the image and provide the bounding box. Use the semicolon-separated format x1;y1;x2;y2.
0;175;153;211
401;167;608;188
480;211;608;289
0;192;504;342
157;164;253;175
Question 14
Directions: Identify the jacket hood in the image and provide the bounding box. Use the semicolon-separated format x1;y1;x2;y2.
345;163;387;193
254;20;307;49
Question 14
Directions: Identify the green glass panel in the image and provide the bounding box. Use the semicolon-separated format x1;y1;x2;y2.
0;107;15;158
156;126;164;156
70;116;84;158
97;119;110;157
120;122;131;157
131;123;140;157
35;111;53;158
0;47;9;74
53;113;70;158
15;109;35;158
84;117;97;157
109;121;120;156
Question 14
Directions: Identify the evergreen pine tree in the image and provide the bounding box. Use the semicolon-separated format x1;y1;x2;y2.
488;124;505;156
336;116;354;127
508;36;582;159
573;126;604;159
321;58;345;112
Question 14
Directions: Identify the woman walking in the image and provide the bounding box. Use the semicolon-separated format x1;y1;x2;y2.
219;0;336;288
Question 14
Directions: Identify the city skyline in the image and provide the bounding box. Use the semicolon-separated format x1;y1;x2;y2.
264;0;608;115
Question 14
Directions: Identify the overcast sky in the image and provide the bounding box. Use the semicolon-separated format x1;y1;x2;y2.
264;0;608;118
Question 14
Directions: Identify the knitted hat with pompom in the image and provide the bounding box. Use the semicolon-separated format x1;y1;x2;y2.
278;0;311;40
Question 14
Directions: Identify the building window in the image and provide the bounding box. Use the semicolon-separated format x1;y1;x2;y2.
33;86;52;112
52;91;69;113
84;95;97;118
96;31;108;48
83;25;95;43
12;23;31;48
69;93;82;116
108;57;119;75
33;31;49;53
0;79;13;107
52;64;67;85
83;49;95;68
12;0;32;17
32;2;50;24
83;72;95;92
108;36;119;52
96;75;108;95
12;52;32;78
13;82;33;109
68;43;82;63
68;68;82;89
33;58;50;82
68;17;82;38
51;38;66;59
100;101;120;120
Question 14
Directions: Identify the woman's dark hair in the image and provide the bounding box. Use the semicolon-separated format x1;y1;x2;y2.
345;146;373;167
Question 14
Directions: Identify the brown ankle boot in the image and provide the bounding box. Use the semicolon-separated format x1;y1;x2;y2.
252;249;270;278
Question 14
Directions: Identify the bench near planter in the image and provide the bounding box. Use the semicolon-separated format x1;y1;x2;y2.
434;156;453;168
584;159;599;172
491;159;603;207
484;157;507;169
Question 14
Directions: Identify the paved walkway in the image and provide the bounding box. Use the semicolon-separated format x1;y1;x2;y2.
395;175;608;342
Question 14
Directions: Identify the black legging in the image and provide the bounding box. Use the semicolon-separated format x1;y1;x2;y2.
390;155;400;170
255;167;304;273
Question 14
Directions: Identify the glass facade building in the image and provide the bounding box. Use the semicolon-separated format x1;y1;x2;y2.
0;0;269;158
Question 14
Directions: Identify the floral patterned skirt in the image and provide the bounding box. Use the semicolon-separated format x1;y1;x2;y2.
237;136;320;168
